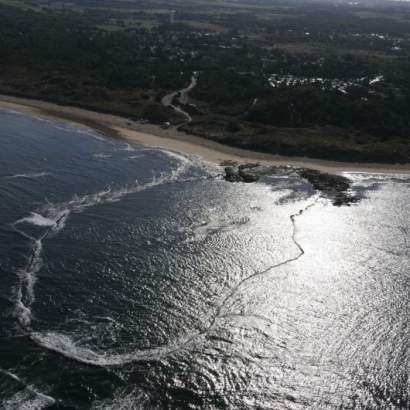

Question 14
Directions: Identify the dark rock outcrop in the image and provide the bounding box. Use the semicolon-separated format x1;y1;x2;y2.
296;169;358;206
224;166;244;182
222;161;359;206
223;163;262;183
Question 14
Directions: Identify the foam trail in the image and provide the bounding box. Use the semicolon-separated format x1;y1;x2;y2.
91;387;153;410
118;143;135;152
161;149;221;177
0;368;55;409
6;172;48;180
17;213;59;228
0;107;25;116
38;159;189;226
13;237;44;328
31;198;318;369
93;153;112;159
31;330;203;367
73;126;106;141
11;157;191;328
187;216;250;243
160;149;191;164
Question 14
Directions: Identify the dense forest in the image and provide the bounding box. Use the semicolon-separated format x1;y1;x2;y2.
1;0;410;162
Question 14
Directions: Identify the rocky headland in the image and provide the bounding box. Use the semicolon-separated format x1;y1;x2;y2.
222;162;359;206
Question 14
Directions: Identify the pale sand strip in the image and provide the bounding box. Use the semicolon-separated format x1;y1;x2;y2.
1;94;410;175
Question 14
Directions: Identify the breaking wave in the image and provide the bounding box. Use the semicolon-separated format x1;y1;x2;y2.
0;107;25;116
16;212;64;229
118;143;135;152
11;155;191;329
93;153;112;159
91;387;156;410
13;237;43;328
6;172;49;180
31;330;202;367
29;198;317;369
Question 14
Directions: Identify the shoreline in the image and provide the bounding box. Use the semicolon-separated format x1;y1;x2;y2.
1;93;410;175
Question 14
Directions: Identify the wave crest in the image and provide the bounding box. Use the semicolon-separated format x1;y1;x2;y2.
31;330;201;367
6;172;48;179
11;156;191;329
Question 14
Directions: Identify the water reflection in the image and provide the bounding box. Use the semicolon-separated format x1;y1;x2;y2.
1;109;410;409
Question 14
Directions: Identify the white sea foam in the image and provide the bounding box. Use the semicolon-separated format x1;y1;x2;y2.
50;122;105;142
187;216;250;242
15;210;70;234
0;368;55;410
2;391;54;410
74;127;105;141
160;149;191;164
93;153;112;159
37;159;189;228
13;238;43;328
11;156;191;329
7;172;49;180
162;149;221;177
344;171;410;182
118;143;135;152
17;213;58;228
31;330;202;367
0;108;25;116
160;150;208;181
91;387;154;410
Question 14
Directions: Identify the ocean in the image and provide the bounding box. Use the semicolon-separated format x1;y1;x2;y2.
1;108;410;409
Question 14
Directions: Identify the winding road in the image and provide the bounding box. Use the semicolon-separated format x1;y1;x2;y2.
161;73;198;123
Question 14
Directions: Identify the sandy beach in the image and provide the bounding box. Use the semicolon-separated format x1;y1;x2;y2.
1;93;410;175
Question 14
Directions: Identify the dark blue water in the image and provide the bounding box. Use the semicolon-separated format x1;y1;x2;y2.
1;108;410;409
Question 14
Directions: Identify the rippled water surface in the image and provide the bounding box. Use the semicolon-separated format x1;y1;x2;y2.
1;108;410;409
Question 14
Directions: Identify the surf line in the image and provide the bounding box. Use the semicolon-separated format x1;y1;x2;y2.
12;212;67;329
30;196;319;368
186;197;320;341
139;198;320;360
215;199;319;323
136;198;320;361
11;153;212;331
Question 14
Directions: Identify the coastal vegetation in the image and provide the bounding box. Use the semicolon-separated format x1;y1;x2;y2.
1;0;410;162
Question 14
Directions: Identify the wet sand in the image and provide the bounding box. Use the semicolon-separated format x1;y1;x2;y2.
1;94;410;175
